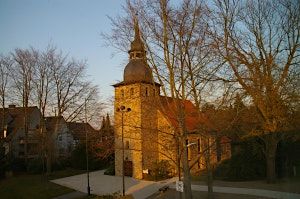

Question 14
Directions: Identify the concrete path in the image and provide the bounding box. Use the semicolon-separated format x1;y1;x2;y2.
51;170;177;199
51;170;300;199
169;184;300;199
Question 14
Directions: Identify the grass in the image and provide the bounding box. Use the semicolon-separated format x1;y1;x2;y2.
0;168;86;199
47;167;86;180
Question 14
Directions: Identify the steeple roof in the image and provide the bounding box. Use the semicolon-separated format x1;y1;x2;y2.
128;15;145;54
123;14;153;84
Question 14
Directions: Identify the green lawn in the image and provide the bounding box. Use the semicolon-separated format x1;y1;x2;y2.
0;169;86;199
48;168;86;180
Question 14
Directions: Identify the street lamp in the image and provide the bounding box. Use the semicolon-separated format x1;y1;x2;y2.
84;99;90;196
84;120;90;195
116;105;131;196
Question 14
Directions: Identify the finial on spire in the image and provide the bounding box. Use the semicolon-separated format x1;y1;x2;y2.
134;12;140;40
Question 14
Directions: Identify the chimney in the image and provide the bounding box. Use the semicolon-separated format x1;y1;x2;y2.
8;104;16;108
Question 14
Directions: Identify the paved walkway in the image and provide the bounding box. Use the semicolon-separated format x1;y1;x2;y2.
51;170;300;199
169;184;300;199
51;170;177;199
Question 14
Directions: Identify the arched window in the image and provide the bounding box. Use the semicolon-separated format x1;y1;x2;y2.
145;87;148;96
130;88;134;97
121;89;124;98
126;141;130;149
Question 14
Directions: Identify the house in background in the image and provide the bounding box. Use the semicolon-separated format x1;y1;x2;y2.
67;122;99;145
0;104;101;168
0;105;43;159
45;116;75;158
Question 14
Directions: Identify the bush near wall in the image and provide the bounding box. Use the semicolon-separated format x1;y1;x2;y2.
276;140;300;178
70;143;110;170
214;139;300;181
104;163;115;175
214;138;266;181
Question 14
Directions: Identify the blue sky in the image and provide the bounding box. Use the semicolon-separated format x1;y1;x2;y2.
0;0;128;100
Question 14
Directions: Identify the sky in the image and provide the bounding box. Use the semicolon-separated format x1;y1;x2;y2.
0;0;128;101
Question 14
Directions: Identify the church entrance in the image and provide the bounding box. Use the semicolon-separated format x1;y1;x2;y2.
124;161;133;177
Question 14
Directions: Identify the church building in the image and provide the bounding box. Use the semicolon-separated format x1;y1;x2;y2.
113;17;231;179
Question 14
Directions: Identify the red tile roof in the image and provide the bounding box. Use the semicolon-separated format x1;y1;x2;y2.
159;96;213;133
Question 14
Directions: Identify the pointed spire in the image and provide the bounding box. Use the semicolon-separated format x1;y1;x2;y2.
106;113;111;127
101;116;105;129
128;12;146;59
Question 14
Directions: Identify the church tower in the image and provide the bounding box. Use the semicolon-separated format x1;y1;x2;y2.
113;16;160;179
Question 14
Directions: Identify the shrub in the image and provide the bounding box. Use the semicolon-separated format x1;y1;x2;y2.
104;164;115;175
27;158;43;174
150;160;172;181
0;159;7;178
11;158;26;172
52;160;65;171
70;144;110;170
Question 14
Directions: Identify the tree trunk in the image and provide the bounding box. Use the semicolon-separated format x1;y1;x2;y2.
205;138;214;199
46;155;51;175
206;161;213;199
182;140;192;199
265;135;278;183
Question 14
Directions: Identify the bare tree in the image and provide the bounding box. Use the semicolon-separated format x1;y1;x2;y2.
33;47;55;117
211;0;300;183
10;48;38;163
47;50;101;124
0;55;12;135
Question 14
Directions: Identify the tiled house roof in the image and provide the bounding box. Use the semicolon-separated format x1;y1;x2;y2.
0;106;41;139
45;116;65;134
67;122;98;141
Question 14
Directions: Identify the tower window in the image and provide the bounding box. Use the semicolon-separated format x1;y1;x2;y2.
121;89;124;98
197;138;201;154
198;138;201;169
130;88;134;97
126;141;130;149
186;139;191;161
153;89;155;96
145;87;148;96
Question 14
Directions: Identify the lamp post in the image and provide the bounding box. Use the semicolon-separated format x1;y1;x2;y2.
116;105;131;196
84;99;90;195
